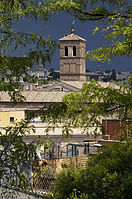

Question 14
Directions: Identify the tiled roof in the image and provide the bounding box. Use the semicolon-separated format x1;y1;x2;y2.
61;81;85;89
0;82;119;103
59;33;86;42
0;91;67;102
61;81;119;89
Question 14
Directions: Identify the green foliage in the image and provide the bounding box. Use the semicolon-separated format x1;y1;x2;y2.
37;138;53;154
43;192;54;199
103;69;117;81
49;70;60;80
40;103;67;123
0;0;131;100
61;78;132;136
33;166;55;179
66;0;132;63
110;69;116;80
67;189;89;199
54;165;78;199
38;76;132;137
86;16;132;63
0;56;33;102
38;78;48;86
0;0;132;196
54;142;132;199
0;121;38;189
0;0;58;98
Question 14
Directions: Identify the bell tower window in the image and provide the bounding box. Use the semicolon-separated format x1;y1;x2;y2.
65;46;68;56
73;46;76;56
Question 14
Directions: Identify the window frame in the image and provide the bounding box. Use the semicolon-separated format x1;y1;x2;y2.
10;117;14;123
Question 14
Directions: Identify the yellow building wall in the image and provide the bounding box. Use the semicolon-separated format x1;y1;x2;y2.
0;110;25;127
0;111;10;127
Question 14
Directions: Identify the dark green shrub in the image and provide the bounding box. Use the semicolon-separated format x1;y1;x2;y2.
54;142;132;199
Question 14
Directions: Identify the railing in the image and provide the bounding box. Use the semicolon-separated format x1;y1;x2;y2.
40;142;100;159
32;142;102;194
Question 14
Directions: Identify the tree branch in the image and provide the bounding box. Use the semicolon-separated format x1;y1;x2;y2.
0;17;14;23
105;104;131;113
73;7;132;20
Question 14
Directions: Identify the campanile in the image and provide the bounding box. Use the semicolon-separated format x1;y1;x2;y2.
59;28;86;81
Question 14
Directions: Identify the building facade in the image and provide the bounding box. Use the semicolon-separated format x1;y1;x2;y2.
59;29;86;81
0;110;25;127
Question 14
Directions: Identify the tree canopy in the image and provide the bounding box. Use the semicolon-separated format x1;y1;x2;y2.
0;0;132;195
54;142;132;199
0;0;131;89
1;0;131;136
39;77;132;140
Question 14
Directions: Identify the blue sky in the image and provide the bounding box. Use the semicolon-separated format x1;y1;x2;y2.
15;12;132;73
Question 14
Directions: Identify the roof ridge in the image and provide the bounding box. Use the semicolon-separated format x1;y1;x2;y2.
59;33;86;41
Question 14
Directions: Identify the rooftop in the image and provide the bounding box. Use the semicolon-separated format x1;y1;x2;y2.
0;91;67;103
61;81;119;89
0;81;119;103
59;33;86;42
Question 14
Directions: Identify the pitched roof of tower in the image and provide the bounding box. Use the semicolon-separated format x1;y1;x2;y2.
59;33;86;42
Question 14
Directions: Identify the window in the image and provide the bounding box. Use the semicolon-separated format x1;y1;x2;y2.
10;117;14;123
73;46;76;56
65;46;68;56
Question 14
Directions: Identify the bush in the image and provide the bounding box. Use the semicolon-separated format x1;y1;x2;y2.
54;142;132;199
43;192;53;199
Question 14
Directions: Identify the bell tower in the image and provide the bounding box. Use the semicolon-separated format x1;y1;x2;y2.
59;29;86;81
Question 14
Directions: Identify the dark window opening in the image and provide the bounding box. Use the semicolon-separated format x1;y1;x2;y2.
73;46;76;56
10;117;14;123
65;46;68;56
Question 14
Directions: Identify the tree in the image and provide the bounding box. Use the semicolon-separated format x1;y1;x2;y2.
103;69;117;81
0;121;37;190
35;0;132;138
54;142;132;199
40;77;132;139
0;0;57;101
49;69;60;80
111;69;116;80
69;0;132;63
48;1;132;196
0;0;131;99
0;0;132;196
105;70;111;74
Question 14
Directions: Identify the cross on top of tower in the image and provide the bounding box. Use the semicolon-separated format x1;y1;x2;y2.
70;20;75;34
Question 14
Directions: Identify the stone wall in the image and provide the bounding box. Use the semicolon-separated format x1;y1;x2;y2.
0;187;43;199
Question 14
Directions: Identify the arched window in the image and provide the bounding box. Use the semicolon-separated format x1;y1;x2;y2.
65;46;68;56
73;46;76;56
